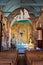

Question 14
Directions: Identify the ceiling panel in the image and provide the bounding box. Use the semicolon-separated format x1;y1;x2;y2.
0;0;43;17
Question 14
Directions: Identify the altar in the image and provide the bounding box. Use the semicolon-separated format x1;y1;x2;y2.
16;42;28;53
16;38;35;54
10;19;34;53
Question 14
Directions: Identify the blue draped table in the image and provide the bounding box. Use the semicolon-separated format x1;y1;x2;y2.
16;43;28;54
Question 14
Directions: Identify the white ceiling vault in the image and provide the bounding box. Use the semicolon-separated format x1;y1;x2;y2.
0;0;43;17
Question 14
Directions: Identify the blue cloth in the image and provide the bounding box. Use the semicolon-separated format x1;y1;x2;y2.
16;43;28;53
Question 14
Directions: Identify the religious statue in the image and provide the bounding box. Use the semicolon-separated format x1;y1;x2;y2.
28;38;34;49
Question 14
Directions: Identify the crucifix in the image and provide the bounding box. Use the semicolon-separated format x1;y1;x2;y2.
20;32;24;37
20;29;24;37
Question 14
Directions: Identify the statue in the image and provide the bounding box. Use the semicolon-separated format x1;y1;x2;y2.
28;38;34;49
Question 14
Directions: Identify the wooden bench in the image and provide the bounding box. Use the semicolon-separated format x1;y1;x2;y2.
25;50;43;65
0;50;18;65
0;58;13;65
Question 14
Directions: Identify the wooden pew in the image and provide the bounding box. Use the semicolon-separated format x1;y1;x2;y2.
25;50;43;65
0;50;18;65
0;58;13;65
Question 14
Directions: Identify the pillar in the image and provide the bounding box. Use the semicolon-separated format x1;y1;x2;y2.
37;26;42;48
0;9;2;51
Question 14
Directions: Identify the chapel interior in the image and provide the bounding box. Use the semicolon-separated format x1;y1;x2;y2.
0;0;43;65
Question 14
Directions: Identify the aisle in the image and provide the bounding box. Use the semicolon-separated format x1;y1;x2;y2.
17;55;27;65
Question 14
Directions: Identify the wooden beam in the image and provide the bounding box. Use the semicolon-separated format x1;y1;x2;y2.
20;3;43;6
0;3;6;6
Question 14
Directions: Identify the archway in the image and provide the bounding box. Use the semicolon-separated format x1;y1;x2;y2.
7;7;34;52
7;7;30;25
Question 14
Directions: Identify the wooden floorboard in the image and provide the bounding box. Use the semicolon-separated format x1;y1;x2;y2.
17;55;27;65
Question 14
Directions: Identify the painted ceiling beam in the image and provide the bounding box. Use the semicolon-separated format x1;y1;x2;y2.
3;0;20;12
3;0;14;11
20;3;43;6
0;3;6;6
3;11;12;13
31;0;41;12
32;0;36;3
31;0;40;11
3;11;40;14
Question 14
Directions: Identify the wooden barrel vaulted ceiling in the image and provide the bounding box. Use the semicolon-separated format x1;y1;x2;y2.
0;0;43;28
0;0;43;18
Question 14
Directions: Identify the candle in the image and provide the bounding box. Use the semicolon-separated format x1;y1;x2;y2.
30;38;32;44
40;23;41;27
37;30;42;40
